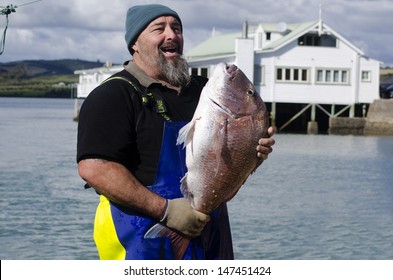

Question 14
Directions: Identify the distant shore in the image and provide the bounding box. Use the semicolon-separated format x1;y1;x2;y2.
0;90;75;99
2;70;392;99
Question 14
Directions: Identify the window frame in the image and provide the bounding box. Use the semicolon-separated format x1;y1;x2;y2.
276;67;310;83
315;68;350;84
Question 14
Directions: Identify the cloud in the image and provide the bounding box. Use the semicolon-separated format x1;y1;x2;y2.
1;0;392;66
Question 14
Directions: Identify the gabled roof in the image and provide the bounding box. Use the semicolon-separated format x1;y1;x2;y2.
320;22;365;56
261;21;317;51
185;20;364;60
185;32;241;59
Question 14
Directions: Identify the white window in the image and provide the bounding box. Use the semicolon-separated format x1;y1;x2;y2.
325;70;331;82
298;33;337;47
277;68;282;80
293;69;299;80
342;70;348;83
301;69;308;81
333;70;339;82
276;67;310;83
201;68;208;78
266;32;271;40
315;68;350;84
317;70;323;82
361;71;371;82
285;69;291;81
189;67;208;78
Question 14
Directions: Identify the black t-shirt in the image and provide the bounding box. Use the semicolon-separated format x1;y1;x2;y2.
76;69;207;186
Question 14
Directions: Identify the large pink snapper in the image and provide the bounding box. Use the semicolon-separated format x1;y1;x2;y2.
145;63;269;259
177;63;269;214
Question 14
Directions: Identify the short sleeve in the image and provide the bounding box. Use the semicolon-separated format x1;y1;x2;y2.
76;80;136;165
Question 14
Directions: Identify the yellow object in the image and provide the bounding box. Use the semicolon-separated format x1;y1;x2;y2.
93;195;126;260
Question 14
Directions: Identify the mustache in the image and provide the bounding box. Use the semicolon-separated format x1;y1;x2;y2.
160;42;182;54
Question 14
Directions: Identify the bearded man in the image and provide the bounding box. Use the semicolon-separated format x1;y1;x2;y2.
77;4;275;260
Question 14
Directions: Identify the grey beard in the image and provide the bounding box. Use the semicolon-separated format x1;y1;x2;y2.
158;54;191;88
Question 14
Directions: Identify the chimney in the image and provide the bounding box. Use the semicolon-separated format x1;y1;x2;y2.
242;20;248;39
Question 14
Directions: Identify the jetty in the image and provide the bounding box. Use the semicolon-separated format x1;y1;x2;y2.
329;99;393;136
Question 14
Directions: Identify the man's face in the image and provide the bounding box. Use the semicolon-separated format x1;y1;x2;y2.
133;16;183;66
133;16;190;87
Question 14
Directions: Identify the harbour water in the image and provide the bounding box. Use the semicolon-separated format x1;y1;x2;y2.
1;97;393;260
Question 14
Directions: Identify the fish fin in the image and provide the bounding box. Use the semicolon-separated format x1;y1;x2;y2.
177;119;197;148
144;223;170;239
144;223;191;260
180;174;196;208
179;174;193;204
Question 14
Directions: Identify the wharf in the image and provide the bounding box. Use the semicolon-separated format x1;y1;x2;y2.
329;99;393;136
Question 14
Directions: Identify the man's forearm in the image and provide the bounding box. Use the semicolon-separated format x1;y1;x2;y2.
78;158;166;219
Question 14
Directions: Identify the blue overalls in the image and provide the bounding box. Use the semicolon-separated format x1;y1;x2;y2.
93;121;234;260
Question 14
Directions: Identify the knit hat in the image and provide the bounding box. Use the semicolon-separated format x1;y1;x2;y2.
125;4;182;47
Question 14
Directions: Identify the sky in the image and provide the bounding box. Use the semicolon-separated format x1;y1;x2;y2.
1;0;393;66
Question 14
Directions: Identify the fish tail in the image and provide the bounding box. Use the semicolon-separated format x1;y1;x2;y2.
144;223;191;260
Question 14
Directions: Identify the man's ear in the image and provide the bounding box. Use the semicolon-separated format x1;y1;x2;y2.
128;42;137;55
131;43;138;54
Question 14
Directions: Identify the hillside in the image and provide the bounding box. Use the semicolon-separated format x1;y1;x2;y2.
0;59;392;98
0;59;106;98
0;59;104;78
380;67;393;84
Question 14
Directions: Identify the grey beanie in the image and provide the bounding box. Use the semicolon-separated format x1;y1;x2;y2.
125;4;182;47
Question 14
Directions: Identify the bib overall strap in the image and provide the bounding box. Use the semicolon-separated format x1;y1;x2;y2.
102;76;172;122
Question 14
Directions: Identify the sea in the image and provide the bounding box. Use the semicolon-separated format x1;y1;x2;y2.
1;97;393;260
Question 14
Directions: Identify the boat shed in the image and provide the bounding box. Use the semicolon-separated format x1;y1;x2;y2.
185;19;381;133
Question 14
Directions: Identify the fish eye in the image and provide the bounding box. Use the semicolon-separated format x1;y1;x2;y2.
246;89;255;96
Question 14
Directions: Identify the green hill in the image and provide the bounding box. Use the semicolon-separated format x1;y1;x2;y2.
1;59;391;98
0;59;105;98
380;68;393;84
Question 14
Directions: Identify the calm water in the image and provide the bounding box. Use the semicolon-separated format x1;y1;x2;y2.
1;97;393;260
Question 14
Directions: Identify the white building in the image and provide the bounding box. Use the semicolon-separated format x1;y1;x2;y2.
74;18;381;132
74;63;123;98
185;19;381;132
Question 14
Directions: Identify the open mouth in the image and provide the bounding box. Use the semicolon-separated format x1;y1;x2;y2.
161;45;179;56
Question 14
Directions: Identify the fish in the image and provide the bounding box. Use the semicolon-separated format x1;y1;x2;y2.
144;63;269;259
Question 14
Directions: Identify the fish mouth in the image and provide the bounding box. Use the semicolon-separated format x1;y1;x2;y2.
208;63;253;119
225;64;238;75
207;63;240;118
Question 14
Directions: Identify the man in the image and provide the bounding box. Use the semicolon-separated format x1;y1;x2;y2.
77;4;275;260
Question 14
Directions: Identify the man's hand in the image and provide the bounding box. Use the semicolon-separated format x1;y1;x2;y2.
160;198;210;238
257;126;275;160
